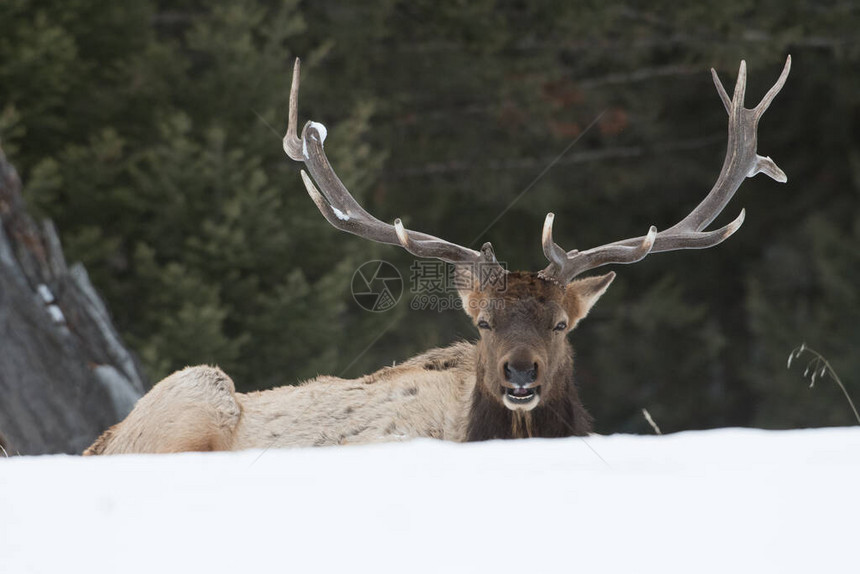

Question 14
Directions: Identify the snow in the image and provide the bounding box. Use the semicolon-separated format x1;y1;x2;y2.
309;121;327;144
46;304;65;324
331;206;350;221
36;284;54;304
2;427;858;573
299;122;327;160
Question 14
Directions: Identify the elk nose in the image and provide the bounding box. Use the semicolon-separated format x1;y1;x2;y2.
503;362;538;386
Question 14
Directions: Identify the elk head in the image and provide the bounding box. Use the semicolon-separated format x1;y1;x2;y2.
283;56;791;414
456;268;615;411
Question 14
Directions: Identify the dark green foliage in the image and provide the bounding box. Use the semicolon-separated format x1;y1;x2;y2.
1;1;857;430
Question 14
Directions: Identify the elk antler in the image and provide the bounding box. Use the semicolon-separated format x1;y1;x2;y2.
540;56;791;283
283;59;498;267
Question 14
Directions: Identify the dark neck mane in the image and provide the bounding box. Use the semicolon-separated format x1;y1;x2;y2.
465;349;592;441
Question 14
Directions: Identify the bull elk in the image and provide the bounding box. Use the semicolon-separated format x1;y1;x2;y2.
84;56;791;455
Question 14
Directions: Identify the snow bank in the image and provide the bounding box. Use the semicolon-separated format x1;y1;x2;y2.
2;428;858;573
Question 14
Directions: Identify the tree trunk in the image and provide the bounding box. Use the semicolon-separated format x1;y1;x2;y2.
0;145;147;455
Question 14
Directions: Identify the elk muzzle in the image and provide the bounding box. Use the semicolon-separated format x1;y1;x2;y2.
501;354;542;411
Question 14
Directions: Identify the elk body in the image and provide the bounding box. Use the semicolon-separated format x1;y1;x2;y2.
84;56;791;455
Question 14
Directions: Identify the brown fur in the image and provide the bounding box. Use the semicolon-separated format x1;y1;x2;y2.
82;427;114;456
85;272;613;455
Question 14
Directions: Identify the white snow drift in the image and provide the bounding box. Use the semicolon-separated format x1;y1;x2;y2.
1;427;858;573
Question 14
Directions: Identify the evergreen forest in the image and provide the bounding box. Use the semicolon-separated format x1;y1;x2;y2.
1;1;858;433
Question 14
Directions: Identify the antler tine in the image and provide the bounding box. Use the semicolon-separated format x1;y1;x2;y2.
539;216;657;281
541;213;569;275
543;57;790;283
754;55;791;120
712;67;732;114
283;58;303;161
731;60;748;112
579;225;657;270
285;58;486;266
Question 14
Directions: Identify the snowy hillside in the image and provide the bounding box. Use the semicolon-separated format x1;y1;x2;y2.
2;428;858;573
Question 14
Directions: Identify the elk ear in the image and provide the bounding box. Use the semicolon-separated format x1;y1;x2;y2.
458;288;484;321
563;271;615;326
454;264;485;321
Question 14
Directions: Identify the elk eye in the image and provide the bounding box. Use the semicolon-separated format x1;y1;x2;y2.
477;319;491;330
553;321;567;332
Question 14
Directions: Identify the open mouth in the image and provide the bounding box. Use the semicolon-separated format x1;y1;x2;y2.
501;386;541;409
